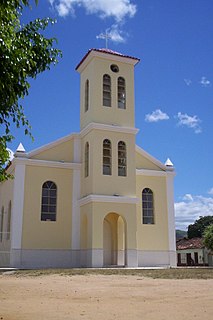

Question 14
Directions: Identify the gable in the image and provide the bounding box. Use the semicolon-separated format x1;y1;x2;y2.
29;137;75;162
135;145;166;171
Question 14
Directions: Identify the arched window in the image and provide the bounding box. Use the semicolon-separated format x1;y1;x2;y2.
118;141;127;176
142;188;154;224
41;181;57;221
6;201;11;240
0;206;4;242
85;142;89;177
118;77;126;109
103;74;111;107
85;79;89;112
103;139;112;175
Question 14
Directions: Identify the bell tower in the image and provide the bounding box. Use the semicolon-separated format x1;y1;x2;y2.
76;49;140;198
76;49;140;267
76;49;140;130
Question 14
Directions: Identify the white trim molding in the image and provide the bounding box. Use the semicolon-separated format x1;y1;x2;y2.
13;158;81;170
166;172;177;267
71;169;81;250
79;194;140;207
136;169;176;177
11;162;26;250
80;122;139;138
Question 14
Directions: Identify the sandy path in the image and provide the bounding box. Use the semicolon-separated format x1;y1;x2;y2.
0;274;212;320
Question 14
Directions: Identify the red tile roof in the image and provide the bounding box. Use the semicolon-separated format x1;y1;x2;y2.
176;237;205;250
75;48;140;70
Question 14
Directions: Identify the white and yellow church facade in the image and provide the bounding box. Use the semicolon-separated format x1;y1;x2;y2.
0;49;176;268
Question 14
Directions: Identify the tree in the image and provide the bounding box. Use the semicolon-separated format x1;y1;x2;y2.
203;224;213;251
187;216;213;239
0;0;61;181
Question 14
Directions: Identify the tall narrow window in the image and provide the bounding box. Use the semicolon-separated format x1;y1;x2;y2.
118;77;126;109
103;139;112;175
103;74;111;107
0;206;4;242
142;188;154;224
41;181;57;221
6;201;11;240
85;79;89;112
85;142;89;177
118;141;127;176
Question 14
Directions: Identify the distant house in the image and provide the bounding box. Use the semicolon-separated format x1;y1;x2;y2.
176;238;213;266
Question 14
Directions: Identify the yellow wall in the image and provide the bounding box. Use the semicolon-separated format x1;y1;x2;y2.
136;175;169;250
32;139;74;162
80;56;136;129
0;172;14;210
81;129;136;197
22;165;73;249
0;172;14;250
136;151;163;170
80;212;88;250
80;202;137;249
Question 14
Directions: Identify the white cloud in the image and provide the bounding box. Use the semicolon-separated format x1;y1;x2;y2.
145;109;169;123
96;25;126;44
175;193;213;230
49;0;137;21
176;112;202;134
208;188;213;195
183;194;193;202
184;79;192;86
200;76;211;87
108;25;126;43
55;1;74;16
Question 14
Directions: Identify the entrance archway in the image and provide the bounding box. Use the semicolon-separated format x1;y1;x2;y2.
103;213;126;266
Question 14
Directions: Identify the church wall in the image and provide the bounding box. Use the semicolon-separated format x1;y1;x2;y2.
135;151;164;171
80;57;135;129
80;201;138;267
81;130;136;197
31;139;74;162
80;202;137;249
80;203;93;251
0;173;14;266
2;49;175;268
21;165;73;250
81;133;93;198
79;59;93;130
136;175;169;251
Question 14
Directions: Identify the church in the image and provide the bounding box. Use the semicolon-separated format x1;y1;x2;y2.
0;48;176;268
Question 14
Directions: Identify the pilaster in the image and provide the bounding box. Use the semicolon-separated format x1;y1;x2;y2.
11;161;26;250
71;136;81;250
166;171;177;267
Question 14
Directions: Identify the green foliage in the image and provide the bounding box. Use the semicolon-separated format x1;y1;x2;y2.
0;136;13;182
187;216;213;239
0;0;61;181
203;224;213;251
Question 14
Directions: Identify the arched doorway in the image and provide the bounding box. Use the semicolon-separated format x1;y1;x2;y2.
103;213;126;266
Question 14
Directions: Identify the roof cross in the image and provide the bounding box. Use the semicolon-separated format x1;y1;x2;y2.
96;30;112;49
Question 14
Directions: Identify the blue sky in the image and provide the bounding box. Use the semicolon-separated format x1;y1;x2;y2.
8;0;213;230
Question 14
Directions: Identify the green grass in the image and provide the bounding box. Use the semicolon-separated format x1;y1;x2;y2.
5;267;213;279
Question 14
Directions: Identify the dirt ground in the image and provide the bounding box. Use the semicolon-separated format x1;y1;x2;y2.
0;273;213;320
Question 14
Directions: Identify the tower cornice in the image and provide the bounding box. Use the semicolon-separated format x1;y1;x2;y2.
76;48;140;73
80;122;139;138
